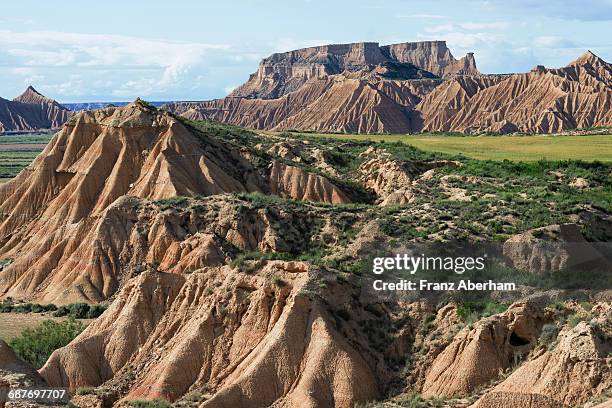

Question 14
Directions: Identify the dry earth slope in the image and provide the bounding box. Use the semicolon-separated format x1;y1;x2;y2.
165;42;612;134
0;101;351;304
0;86;72;132
0;102;610;408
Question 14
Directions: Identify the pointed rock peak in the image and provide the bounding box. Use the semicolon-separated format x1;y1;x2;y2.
531;64;548;74
127;98;157;111
24;85;42;96
570;50;606;67
13;85;53;104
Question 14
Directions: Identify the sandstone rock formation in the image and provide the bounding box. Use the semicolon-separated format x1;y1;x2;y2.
422;51;612;133
472;321;612;407
381;41;479;78
165;45;612;134
0;97;610;408
164;40;474;134
268;161;349;203
503;224;612;274
167;76;440;134
228;41;456;100
422;302;544;398
0;340;45;388
0;102;353;303
40;262;379;407
0;86;72;132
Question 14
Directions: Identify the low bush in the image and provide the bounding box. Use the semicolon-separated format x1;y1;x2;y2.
9;318;85;368
127;399;171;408
52;303;107;319
457;301;508;324
538;323;560;349
76;387;95;396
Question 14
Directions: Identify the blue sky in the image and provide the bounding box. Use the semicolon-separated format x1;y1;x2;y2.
1;0;611;102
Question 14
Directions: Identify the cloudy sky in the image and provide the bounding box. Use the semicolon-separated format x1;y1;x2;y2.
1;0;611;102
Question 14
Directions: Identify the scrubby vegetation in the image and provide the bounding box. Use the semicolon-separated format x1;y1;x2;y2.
0;299;107;319
127;399;171;408
9;318;85;368
456;301;509;325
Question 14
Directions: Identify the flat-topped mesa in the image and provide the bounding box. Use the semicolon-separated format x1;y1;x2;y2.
265;42;387;70
230;40;479;99
166;48;611;135
381;41;479;77
230;42;388;99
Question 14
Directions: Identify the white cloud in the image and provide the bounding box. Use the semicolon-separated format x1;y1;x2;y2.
458;22;509;30
425;21;508;33
397;14;448;19
268;38;334;53
416;20;594;74
224;85;238;94
475;0;612;21
533;36;582;49
0;30;230;97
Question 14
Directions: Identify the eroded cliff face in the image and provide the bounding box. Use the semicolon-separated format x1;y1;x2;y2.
0;86;72;131
169;76;440;134
421;51;612;133
228;41;455;100
166;45;612;134
40;262;381;408
1;103;610;407
380;41;479;78
0;102;354;303
37;273;612;408
472;320;612;408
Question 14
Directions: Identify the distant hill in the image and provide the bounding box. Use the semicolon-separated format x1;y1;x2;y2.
0;86;72;132
165;41;612;134
62;101;171;111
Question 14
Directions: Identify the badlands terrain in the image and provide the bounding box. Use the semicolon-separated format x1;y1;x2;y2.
165;40;612;134
0;87;72;132
0;100;610;407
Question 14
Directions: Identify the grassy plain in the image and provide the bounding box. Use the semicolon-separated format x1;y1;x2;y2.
0;313;91;342
0;132;51;180
283;132;612;162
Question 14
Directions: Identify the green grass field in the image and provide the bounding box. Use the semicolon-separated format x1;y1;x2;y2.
0;313;91;342
0;150;41;178
0;132;50;179
0;132;54;145
291;133;612;162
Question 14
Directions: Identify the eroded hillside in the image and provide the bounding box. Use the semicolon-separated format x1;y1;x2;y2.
165;42;612;134
0;103;611;407
0;86;72;132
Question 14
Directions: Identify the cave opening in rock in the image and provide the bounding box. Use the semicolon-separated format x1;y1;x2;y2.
509;331;530;346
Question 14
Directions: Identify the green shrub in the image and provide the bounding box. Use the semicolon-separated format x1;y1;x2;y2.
127;399;171;408
68;303;90;319
52;306;70;317
51;303;107;319
86;305;106;319
538;323;560;348
9;318;85;368
12;303;33;313
395;392;426;407
457;301;508;324
0;299;14;313
76;387;95;396
155;196;187;209
273;276;286;287
567;314;585;328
